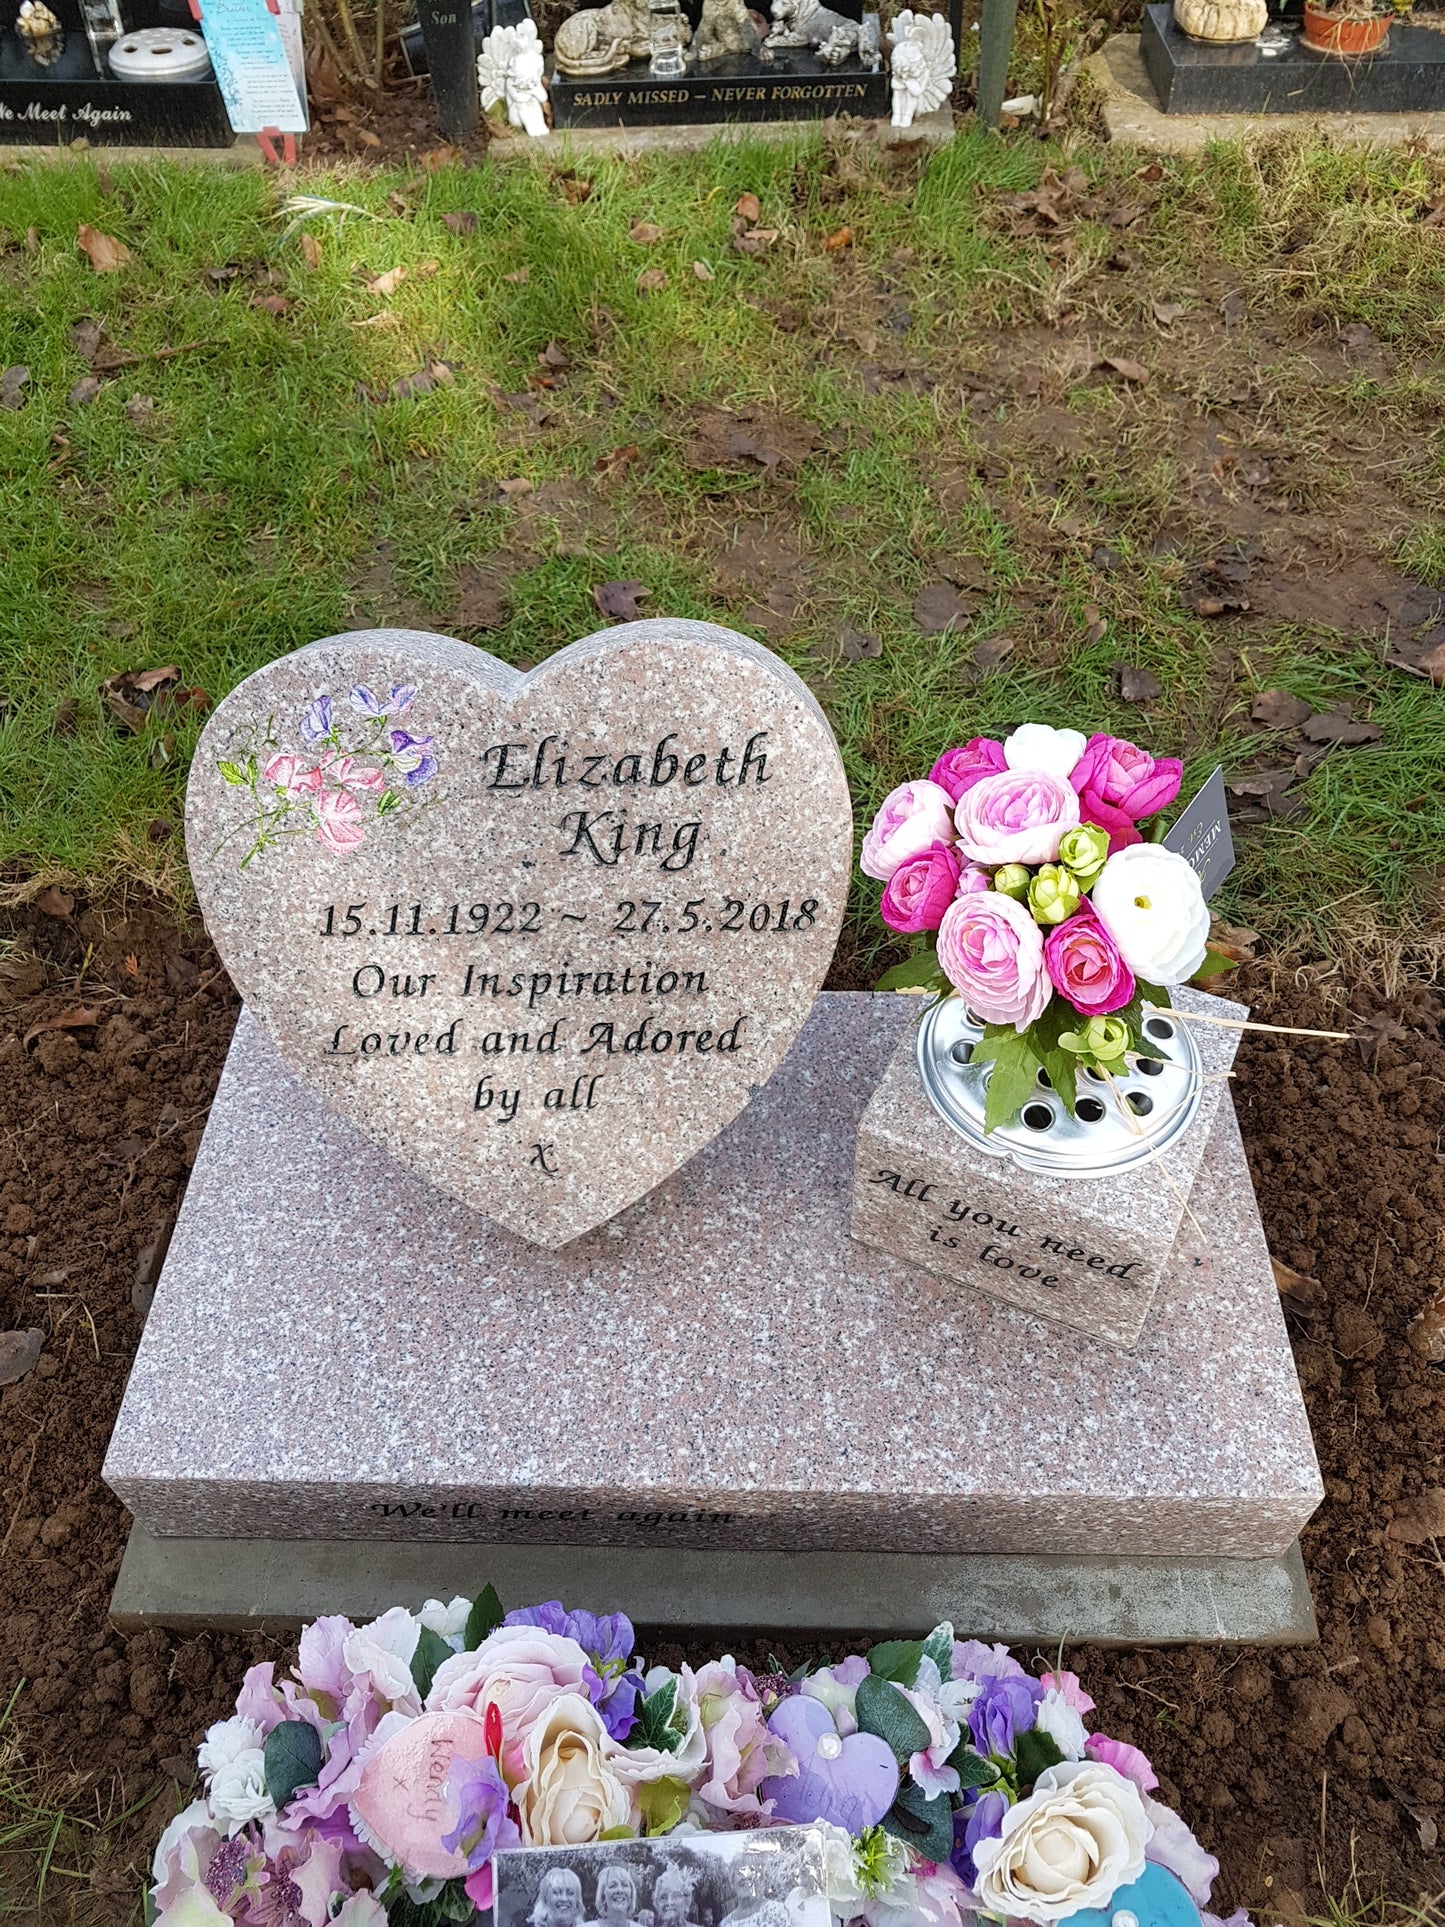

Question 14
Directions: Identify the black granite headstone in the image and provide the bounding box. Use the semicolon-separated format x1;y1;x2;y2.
0;0;232;144
1141;2;1445;113
550;47;887;124
415;0;481;134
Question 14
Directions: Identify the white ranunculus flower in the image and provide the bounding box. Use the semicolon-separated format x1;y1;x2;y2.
610;1669;707;1785
1033;1688;1090;1762
972;1760;1151;1925
197;1715;266;1780
207;1748;276;1835
516;1693;632;1845
418;1595;472;1641
1090;843;1209;985
1003;724;1088;781
342;1606;421;1705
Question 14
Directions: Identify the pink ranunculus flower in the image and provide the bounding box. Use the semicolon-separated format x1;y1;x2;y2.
936;891;1051;1033
1070;733;1183;854
957;862;992;897
880;841;962;934
1085;1732;1158;1794
1043;904;1135;1017
1039;1668;1095;1717
426;1624;594;1787
928;738;1007;803
688;1658;797;1822
861;780;958;882
953;770;1080;868
315;788;366;855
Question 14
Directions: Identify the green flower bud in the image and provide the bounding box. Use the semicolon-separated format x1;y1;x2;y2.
1060;1015;1131;1065
1057;824;1110;889
1027;863;1082;927
993;863;1031;902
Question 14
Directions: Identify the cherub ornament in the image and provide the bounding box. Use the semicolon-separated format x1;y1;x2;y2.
477;19;550;137
887;8;953;127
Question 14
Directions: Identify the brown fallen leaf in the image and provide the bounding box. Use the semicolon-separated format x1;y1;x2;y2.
1083;603;1107;646
498;476;534;497
68;373;101;407
1387;635;1445;687
1115;662;1162;704
593;579;649;622
629;219;663;244
99;663;181;732
52;697;78;735
299;232;322;269
0;1330;44;1389
736;192;762;223
251;293;290;316
556;171;593;206
205;263;242;285
1208;916;1259;961
1386;1489;1445;1544
23;1005;99;1049
504;265;530;284
538;339;571;371
70;316;106;363
1100;354;1148;383
1;365;29;410
77;223;131;272
35;885;74;918
824;225;853;252
636;267;667;294
972;632;1017;673
420;144;459;169
442;211;480;239
1407;1289;1445;1363
359;360;457;404
365;265;407;296
838;624;882;663
125;394;156;422
1271;1256;1326;1314
594;443;639;478
913;582;975;636
733;223;779;258
1152;299;1185;326
1251;689;1314;730
693;259;715;282
1300;711;1382;748
355;129;382;149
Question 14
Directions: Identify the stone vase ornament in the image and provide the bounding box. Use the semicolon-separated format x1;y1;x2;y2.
478;19;550;135
186;620;852;1249
1172;0;1266;38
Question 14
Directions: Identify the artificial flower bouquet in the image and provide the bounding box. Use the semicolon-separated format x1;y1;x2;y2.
861;725;1231;1131
148;1587;1239;1927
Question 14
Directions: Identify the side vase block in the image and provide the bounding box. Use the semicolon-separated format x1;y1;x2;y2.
850;989;1245;1349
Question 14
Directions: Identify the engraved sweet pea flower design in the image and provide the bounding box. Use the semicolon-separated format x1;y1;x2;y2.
215;678;442;867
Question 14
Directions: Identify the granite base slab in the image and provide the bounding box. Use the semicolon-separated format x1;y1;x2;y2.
1141;3;1445;114
111;1523;1317;1644
103;993;1323;1558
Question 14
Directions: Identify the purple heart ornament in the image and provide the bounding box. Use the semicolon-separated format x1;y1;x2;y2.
761;1694;900;1833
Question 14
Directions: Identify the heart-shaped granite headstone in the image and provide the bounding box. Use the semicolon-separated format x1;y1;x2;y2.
761;1694;900;1832
187;620;852;1248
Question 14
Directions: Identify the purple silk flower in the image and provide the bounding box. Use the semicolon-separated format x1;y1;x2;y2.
504;1602;643;1740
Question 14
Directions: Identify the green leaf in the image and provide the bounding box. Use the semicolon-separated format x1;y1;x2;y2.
462;1582;504;1651
881;1781;955;1864
376;788;403;815
217;759;248;786
1190;946;1239;982
855;1672;932;1761
1013;1726;1065;1788
410;1625;452;1700
947;1742;1001;1791
921;1621;954;1681
866;1638;926;1687
636;1775;691;1835
629;1675;682;1754
980;1028;1042;1133
1137;979;1172;1008
875;948;948;995
599;1824;637;1841
1026;1002;1079;1118
263;1719;323;1811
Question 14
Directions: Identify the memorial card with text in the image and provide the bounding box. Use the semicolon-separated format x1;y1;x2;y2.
186;620;852;1247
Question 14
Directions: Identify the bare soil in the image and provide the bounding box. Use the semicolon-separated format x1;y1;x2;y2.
2;892;1444;1919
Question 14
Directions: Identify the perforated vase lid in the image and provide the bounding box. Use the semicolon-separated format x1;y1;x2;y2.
108;26;212;80
916;992;1205;1177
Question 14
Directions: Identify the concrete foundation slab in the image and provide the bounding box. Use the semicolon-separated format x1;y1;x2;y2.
110;1522;1317;1644
487;106;954;159
1086;31;1445;149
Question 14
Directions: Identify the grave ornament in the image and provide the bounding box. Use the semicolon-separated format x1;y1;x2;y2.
887;7;953;124
478;17;551;134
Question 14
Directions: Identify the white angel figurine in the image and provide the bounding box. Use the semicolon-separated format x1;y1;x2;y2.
887;9;953;128
478;19;551;138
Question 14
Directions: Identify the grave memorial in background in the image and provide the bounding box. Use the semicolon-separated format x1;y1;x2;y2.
104;618;1323;1642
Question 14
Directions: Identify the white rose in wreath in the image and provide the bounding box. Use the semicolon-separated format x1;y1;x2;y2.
971;1760;1152;1924
1089;843;1209;985
207;1748;275;1835
515;1693;632;1846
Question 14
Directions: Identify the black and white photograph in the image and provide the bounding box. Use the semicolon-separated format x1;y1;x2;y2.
494;1827;831;1927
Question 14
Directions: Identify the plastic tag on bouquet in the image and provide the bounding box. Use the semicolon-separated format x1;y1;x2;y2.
1163;763;1234;902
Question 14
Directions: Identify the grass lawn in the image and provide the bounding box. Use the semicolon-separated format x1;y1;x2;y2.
3;131;1445;972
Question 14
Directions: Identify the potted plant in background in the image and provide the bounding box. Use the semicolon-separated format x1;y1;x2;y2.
1299;0;1407;57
